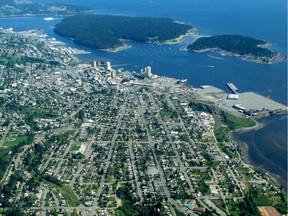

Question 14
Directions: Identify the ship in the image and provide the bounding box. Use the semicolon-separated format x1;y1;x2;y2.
43;17;55;21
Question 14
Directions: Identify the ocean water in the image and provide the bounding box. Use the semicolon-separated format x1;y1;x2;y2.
0;0;287;185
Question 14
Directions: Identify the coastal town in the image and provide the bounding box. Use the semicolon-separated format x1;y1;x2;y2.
0;0;90;17
0;29;287;216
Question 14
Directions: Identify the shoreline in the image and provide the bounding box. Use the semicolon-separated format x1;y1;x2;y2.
100;28;198;53
229;115;287;190
0;13;91;19
190;47;286;64
160;28;198;45
101;44;131;53
232;134;286;190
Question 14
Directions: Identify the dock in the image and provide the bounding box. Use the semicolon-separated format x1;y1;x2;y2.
196;85;287;117
227;82;238;94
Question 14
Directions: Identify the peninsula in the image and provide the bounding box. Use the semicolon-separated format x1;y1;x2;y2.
0;0;90;17
187;34;285;64
54;14;193;51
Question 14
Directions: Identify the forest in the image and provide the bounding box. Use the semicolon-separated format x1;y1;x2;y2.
187;34;275;58
54;14;192;50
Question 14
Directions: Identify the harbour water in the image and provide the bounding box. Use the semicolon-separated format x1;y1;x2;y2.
0;0;287;186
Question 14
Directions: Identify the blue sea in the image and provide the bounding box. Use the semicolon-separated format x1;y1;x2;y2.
0;0;287;186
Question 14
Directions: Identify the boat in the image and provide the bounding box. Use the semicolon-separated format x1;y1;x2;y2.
43;17;55;21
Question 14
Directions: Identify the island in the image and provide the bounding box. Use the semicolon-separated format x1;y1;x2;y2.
54;14;193;51
0;0;90;17
187;34;285;64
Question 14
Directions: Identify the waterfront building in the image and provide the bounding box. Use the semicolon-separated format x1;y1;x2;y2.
145;66;152;78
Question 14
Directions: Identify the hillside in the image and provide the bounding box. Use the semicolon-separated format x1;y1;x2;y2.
54;14;193;50
187;35;281;63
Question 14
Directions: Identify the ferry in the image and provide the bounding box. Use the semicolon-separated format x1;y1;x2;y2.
43;17;55;21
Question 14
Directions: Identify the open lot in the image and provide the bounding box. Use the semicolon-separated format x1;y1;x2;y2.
3;136;28;147
196;86;287;116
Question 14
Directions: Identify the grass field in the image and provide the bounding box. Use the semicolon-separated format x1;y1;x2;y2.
70;144;80;152
214;127;230;142
58;186;79;207
3;136;28;147
222;111;257;129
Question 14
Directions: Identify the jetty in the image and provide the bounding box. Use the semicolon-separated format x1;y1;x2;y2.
227;82;238;94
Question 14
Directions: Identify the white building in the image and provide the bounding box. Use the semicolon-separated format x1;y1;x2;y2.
227;94;239;100
145;66;152;78
106;61;112;71
111;70;117;78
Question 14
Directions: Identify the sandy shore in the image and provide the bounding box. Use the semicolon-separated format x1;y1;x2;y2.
99;28;198;52
101;44;131;53
148;28;199;45
162;29;198;45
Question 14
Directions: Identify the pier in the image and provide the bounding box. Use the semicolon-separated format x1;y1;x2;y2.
227;82;238;94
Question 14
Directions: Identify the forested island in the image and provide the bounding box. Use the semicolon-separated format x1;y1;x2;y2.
0;0;90;17
54;14;193;51
187;34;285;63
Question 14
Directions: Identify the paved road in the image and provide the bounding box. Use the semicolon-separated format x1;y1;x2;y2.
145;92;199;216
128;140;144;202
0;121;12;148
154;93;194;191
204;199;227;216
92;95;128;208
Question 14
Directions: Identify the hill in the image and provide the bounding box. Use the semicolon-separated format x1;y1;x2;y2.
54;14;193;51
187;35;283;63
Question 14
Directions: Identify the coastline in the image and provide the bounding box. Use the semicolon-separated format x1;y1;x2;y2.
0;12;91;19
232;133;286;190
229;114;287;190
98;29;197;53
161;28;198;45
190;47;286;64
101;44;131;53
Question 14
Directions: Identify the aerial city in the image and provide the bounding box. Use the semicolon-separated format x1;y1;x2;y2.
0;0;287;216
